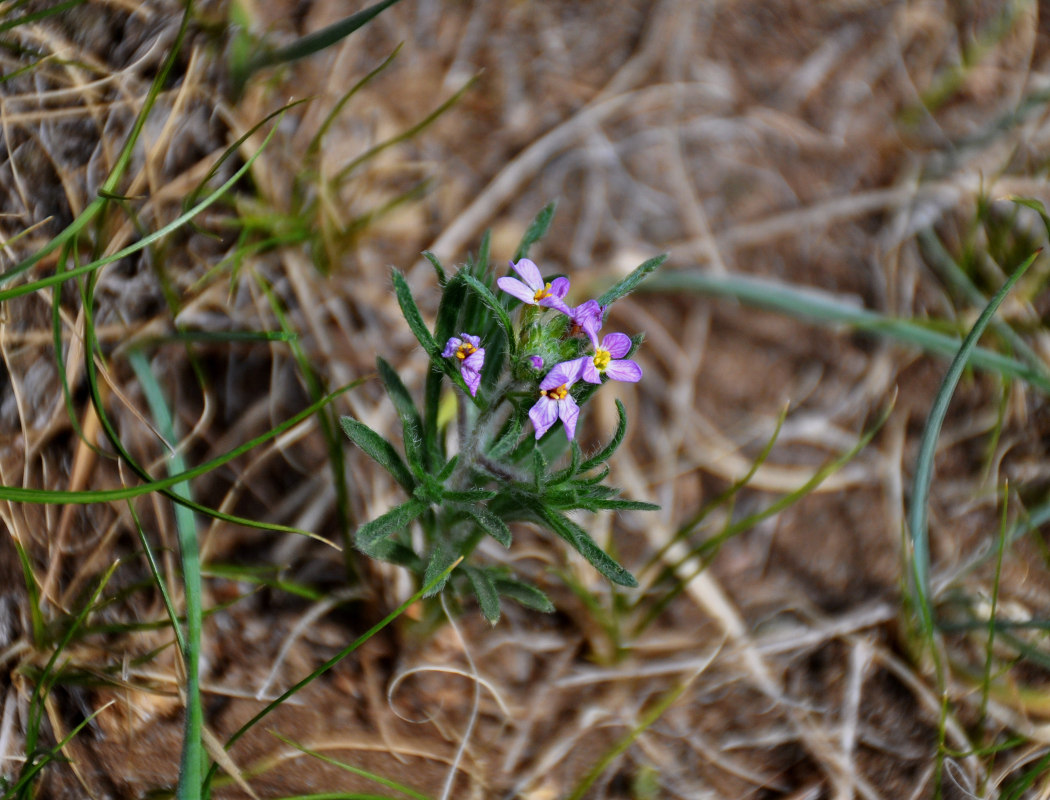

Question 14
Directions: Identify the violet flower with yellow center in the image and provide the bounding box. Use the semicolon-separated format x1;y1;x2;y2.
576;319;642;384
566;299;605;336
442;333;485;397
497;258;570;313
529;359;583;440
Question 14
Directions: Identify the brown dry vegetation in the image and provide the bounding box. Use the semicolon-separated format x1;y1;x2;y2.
3;0;1050;798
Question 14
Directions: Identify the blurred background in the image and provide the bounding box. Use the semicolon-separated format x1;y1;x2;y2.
2;0;1050;797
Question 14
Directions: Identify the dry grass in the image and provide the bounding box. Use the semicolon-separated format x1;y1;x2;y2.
2;0;1050;797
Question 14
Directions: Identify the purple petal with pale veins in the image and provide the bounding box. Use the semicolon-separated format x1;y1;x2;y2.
539;295;571;315
511;258;543;290
605;359;642;382
529;396;559;438
549;277;570;298
541;358;582;390
580;357;602;384
601;332;632;359
559;396;580;440
497;277;537;304
570;300;603;331
441;336;462;358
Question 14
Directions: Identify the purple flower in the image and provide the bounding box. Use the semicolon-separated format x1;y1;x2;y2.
496;258;570;313
442;333;485;396
528;355;544;370
567;299;605;334
576;322;642;384
529;359;583;440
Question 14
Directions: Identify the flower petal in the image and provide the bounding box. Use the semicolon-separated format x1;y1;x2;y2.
441;336;462;358
511;258;543;290
558;396;580;440
582;315;601;348
541;358;583;390
570;300;603;330
601;332;632;359
497;277;537;305
539;295;571;315
549;277;570;298
528;355;544;370
463;348;485;373
604;359;642;382
580;357;602;384
529;396;559;439
460;333;481;349
461;364;482;396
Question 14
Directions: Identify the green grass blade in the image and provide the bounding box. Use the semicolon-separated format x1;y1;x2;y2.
0;383;361;511
909;251;1037;644
644;270;1050;394
334;76;477;185
270;733;432;800
240;0;405;75
0;3;192;287
0;118;279;302
128;352;204;800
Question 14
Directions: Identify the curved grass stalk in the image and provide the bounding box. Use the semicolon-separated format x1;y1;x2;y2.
645;270;1050;394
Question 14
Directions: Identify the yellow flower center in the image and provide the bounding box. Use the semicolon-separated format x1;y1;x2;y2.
533;282;554;302
455;342;477;360
593;348;611;372
542;384;568;401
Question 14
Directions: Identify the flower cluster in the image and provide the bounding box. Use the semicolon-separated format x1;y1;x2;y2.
444;257;642;441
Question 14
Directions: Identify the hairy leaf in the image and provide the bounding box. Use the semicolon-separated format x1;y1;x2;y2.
340;416;415;492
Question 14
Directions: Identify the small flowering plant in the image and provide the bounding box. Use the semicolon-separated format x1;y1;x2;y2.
341;203;664;622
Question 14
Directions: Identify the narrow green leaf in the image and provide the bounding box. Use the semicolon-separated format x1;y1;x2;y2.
340;416;415;493
513;201;557;262
476;229;491;273
464;567;501;624
581;399;627;471
391;269;439;357
129;352;204;797
493;577;555;613
645;269;1050;394
459;504;512;547
436;455;459;482
0;116;281;303
461;273;517;357
551;440;582;484
596;253;668;307
355;499;428;550
423;250;446;284
271;732;432;800
487;412;523;460
376;357;425;468
580;498;660;512
539;508;638;587
13;541;45;646
533;446;548;491
361;537;422;569
422;540;458;598
443;489;497;502
909;251;1039;645
237;0;406;84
